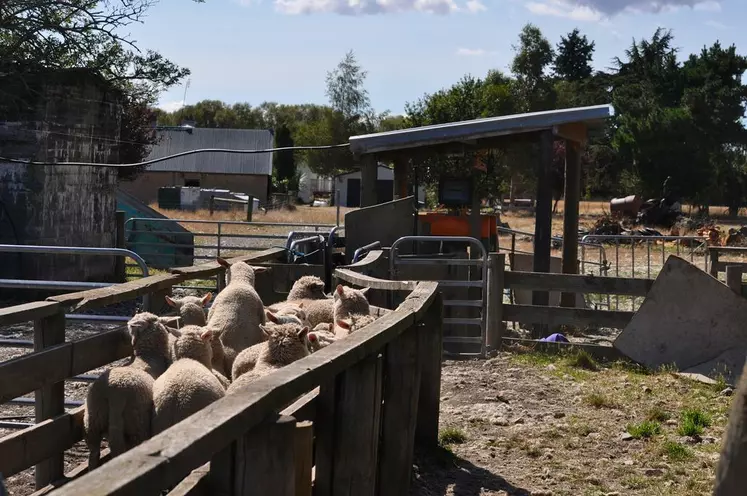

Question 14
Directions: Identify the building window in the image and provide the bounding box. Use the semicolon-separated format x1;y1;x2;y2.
185;179;200;187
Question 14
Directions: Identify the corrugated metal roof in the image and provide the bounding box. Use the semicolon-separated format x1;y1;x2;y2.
146;128;273;175
349;104;614;155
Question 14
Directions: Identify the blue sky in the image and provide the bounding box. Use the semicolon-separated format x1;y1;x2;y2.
125;0;744;115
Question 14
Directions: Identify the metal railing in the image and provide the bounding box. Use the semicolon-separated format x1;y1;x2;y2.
287;235;326;264
390;236;488;357
352;241;381;264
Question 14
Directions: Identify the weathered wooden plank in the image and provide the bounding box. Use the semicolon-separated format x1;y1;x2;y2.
280;388;318;423
53;281;439;496
346;250;384;269
168;463;210;496
334;268;417;291
415;292;443;448
170;248;285;277
34;310;66;489
504;270;653;297
377;326;421;496
501;337;626;362
331;355;383;496
311;379;336;496
0;406;85;477
0;329;131;404
294;422;314;496
30;449;112;496
0;301;60;327
503;304;635;329
234;415;296;496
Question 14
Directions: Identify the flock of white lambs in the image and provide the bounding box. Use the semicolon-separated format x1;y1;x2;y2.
83;257;376;469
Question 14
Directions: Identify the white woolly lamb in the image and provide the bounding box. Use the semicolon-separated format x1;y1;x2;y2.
207;258;268;374
230;323;310;382
83;367;154;469
332;284;371;322
307;327;337;352
126;312;171;379
152;327;226;435
286;275;328;301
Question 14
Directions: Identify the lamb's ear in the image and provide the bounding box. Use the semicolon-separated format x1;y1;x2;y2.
307;332;318;343
260;325;271;339
200;329;214;342
253;266;270;274
337;319;351;330
164;296;178;308
298;302;304;308
201;293;213;306
359;287;370;296
336;284;344;296
298;326;309;340
216;257;231;268
163;325;182;337
266;311;279;324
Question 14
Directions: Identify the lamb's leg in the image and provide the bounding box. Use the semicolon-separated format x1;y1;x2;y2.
107;396;127;456
86;431;102;470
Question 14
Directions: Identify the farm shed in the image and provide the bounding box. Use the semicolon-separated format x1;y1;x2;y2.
335;164;426;208
297;164;334;203
348;104;614;307
119;127;273;204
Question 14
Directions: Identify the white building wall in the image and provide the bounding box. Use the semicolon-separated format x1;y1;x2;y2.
336;167;425;208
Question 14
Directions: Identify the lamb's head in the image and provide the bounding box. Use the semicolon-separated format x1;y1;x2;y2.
335;314;376;336
266;310;303;327
287;276;327;301
165;293;212;310
307;329;337;352
168;325;214;368
217;258;268;286
333;284;370;320
260;323;311;366
274;304;310;327
127;312;169;355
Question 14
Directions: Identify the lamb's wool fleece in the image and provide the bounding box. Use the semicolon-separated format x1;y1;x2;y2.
165;293;212;318
84;367;154;469
268;298;333;328
266;310;305;326
333;313;377;338
152;327;226;435
126;312;171;379
207;260;267;373
332;284;371;322
308;328;337;352
286;275;328;301
168;296;227;378
231;323;310;381
169;325;231;389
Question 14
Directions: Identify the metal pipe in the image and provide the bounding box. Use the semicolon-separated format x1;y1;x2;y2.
0;279;112;290
288;235;325;263
7;397;83;407
352;241;382;264
0;339;33;348
125;218;335;228
65;314;130;323
0;421;34;429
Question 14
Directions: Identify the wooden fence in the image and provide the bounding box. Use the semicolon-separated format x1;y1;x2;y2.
0;248;443;496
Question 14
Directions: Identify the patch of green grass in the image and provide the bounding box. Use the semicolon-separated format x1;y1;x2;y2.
713;373;728;393
622;475;651;490
660;441;694;462
565;350;600;371
678;408;711;436
647;406;671;423
612;360;652;375
509;351;559;367
584;392;617;409
626;421;662;439
525;445;542;458
438;427;467;446
657;363;679;374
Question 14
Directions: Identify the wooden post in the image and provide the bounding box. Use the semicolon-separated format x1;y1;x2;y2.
377;326;422;496
710;249;719;277
532;131;554;337
486;253;505;351
360;154;378;207
115;210;126;283
246;195;255;222
233;414;297;496
34;310;66;489
560;139;581;308
313;355;383;496
294;421;314;496
726;265;742;295
312;379;336;496
393;156;409;200
209;195;215;216
416;292;443;448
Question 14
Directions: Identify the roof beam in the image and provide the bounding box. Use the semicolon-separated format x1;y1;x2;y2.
552;123;588;145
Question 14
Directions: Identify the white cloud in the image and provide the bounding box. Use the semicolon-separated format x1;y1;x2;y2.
273;0;486;14
158;100;185;113
456;47;488;56
705;19;727;29
524;0;721;20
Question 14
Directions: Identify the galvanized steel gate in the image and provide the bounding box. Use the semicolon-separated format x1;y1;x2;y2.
389;236;488;357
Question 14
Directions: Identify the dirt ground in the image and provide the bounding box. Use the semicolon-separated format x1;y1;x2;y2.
412;352;730;496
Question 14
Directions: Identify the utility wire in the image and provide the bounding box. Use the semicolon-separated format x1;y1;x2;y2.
0;143;350;167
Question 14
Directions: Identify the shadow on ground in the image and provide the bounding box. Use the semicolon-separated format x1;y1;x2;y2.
410;447;532;496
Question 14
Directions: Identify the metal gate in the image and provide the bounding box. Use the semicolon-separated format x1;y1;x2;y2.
390;236;488;357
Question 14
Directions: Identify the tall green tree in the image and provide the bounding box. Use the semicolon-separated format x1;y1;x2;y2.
554;28;595;81
511;23;555;112
274;124;296;188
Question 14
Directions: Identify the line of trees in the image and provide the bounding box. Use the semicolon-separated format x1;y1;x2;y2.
155;24;747;213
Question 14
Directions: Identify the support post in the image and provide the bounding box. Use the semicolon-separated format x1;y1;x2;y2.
246;195;254;222
393;156;409;200
360;154;378;207
115;210;126;283
209;195;215;216
710;249;720;277
487;253;505;351
34;310;66;489
294;421;314;496
416;292;443;447
532;131;554;337
560;139;582;308
227;414;297;496
377;325;422;496
726;265;743;295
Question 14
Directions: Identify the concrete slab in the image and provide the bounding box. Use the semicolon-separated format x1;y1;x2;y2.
614;255;747;381
510;253;586;308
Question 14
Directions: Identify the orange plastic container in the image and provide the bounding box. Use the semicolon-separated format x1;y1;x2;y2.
418;213;497;239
